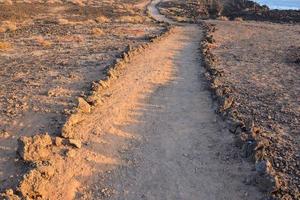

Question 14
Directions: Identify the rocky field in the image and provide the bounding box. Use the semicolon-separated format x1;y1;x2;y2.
0;0;165;194
203;20;300;200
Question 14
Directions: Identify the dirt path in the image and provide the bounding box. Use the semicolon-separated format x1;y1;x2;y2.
0;0;263;199
74;1;263;199
101;27;258;199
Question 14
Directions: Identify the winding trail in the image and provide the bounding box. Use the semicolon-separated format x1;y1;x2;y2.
75;1;263;199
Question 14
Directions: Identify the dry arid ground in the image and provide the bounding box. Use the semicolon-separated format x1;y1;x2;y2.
204;20;300;199
0;0;165;195
0;0;299;199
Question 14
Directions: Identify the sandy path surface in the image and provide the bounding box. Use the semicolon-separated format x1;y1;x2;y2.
74;1;263;199
102;27;258;199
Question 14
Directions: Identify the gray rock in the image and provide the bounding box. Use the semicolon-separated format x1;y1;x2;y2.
255;160;273;175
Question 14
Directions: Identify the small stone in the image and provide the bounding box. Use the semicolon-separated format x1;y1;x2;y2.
234;133;248;148
55;137;64;146
38;166;55;179
69;139;82;148
77;97;91;113
255;160;273;175
241;140;256;159
99;80;109;88
0;131;10;139
66;149;76;158
255;174;281;193
1;189;20;200
61;114;84;139
6;189;14;196
222;96;234;111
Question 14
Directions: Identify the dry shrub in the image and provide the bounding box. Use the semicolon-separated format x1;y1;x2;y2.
115;15;145;23
234;17;243;22
56;18;78;26
95;16;111;23
91;28;104;36
174;16;190;23
57;35;84;43
116;28;145;37
57;18;70;25
68;0;85;6
34;36;52;47
56;18;85;26
0;21;17;33
0;41;11;50
84;19;95;24
47;0;63;3
218;16;229;21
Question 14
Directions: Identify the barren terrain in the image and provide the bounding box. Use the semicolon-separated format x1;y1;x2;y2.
0;0;164;193
0;0;299;199
205;20;300;199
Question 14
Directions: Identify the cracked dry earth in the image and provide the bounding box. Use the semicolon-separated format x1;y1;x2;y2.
72;1;264;199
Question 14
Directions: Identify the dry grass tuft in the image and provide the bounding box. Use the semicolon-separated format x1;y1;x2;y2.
95;16;111;23
57;18;87;26
47;0;61;3
34;36;52;47
91;28;104;36
68;0;85;6
56;18;79;26
0;21;17;33
57;35;84;43
115;15;145;24
0;41;11;50
57;18;72;25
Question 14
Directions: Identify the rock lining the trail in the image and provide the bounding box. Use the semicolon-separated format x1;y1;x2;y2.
1;24;174;199
17;134;53;162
